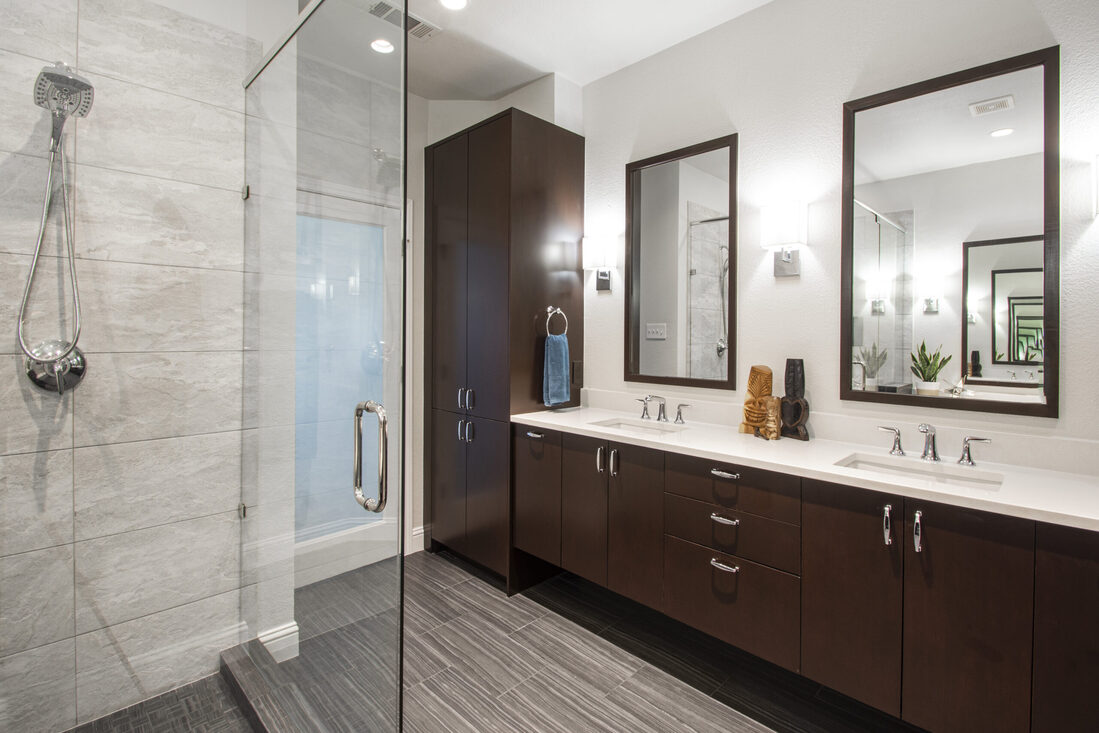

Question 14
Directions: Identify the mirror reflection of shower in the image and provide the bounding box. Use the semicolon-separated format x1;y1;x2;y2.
17;62;94;395
687;208;730;380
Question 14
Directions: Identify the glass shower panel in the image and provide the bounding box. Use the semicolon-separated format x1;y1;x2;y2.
240;0;405;729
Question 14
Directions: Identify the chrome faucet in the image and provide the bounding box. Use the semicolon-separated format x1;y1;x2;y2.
877;426;905;456
675;403;690;424
635;396;651;420
918;423;939;462
648;394;668;422
958;436;991;466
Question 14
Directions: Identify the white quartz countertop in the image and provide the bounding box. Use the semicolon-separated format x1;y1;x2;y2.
511;407;1099;532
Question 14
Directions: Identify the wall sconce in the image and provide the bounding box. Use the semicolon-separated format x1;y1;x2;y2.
582;236;613;291
870;298;886;316
923;297;940;314
760;201;807;277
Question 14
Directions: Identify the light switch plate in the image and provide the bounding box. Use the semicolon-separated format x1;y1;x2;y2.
646;323;667;340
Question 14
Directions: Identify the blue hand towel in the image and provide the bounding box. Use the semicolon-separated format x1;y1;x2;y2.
543;333;571;407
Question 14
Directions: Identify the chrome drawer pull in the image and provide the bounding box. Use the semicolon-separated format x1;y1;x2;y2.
526;431;544;439
596;446;605;474
465;388;474;411
457;419;464;442
710;558;740;574
913;510;923;553
883;504;893;546
464;420;473;444
710;513;740;527
710;468;740;480
609;449;618;477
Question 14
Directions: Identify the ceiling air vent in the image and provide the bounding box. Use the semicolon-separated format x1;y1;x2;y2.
969;95;1015;117
369;1;442;42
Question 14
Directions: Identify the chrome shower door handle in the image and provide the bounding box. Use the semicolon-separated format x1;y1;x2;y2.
354;401;387;513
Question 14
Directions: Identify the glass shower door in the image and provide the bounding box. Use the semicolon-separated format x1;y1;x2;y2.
239;1;405;729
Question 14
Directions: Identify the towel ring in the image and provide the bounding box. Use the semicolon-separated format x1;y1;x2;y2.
546;306;568;336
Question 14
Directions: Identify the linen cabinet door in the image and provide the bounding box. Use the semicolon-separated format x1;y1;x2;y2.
901;499;1034;733
430;409;467;554
429;136;468;413
801;480;903;717
560;433;608;586
463;417;510;576
512;425;562;565
607;443;664;610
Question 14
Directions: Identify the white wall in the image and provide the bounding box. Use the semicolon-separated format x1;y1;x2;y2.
581;0;1099;474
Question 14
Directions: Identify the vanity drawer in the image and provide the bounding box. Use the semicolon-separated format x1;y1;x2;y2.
664;535;800;672
664;493;800;575
665;453;801;525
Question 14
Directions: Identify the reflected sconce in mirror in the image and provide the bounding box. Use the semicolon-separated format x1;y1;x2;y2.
760;201;806;277
582;235;614;291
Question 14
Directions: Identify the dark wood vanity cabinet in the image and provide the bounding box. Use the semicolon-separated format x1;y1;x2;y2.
425;109;584;577
607;444;665;610
560;433;609;585
512;425;562;565
1031;522;1099;733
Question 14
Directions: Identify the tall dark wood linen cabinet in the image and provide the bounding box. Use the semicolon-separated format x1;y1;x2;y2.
425;108;584;582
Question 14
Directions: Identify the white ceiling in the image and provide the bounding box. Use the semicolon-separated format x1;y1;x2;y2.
407;0;775;99
854;66;1044;184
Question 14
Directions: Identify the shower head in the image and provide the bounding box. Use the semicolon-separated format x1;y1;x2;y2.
34;62;93;151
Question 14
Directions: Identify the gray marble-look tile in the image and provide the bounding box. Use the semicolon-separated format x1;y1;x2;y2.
0;544;75;655
75;72;242;191
0;356;73;455
73;351;242;446
77;259;242;353
0;637;76;732
243;271;296;352
0;48;76;159
75;511;239;632
240;494;295;588
78;0;255;112
0;0;77;63
242;350;296;430
0;447;73;555
74;164;244;271
75;589;241;724
74;430;242;540
421;612;540;697
0;150;71;258
510;612;644;695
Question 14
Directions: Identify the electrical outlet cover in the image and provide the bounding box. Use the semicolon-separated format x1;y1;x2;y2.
646;323;667;340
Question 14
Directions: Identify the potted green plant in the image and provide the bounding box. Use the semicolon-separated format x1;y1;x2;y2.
855;343;888;391
910;341;952;396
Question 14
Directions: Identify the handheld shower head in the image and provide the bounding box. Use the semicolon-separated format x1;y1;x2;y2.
34;62;93;151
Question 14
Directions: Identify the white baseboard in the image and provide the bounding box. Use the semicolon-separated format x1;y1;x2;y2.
294;519;399;587
407;525;425;554
259;621;299;662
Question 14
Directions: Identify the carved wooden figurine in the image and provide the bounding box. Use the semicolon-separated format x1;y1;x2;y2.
780;358;810;441
760;395;783;440
740;365;776;438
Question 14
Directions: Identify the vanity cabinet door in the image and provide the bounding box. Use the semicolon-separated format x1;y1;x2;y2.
464;417;510;576
1032;522;1099;733
608;443;665;610
560;433;608;586
512;425;562;565
429;137;468;413
801;480;903;717
901;498;1034;733
430;409;467;555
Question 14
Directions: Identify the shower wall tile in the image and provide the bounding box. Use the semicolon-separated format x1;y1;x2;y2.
0;0;78;64
74;351;242;446
242;350;296;429
0;253;69;356
75;165;244;271
0;638;76;732
74;589;241;724
0;544;75;655
74;511;239;633
0;48;75;160
0;358;72;455
0;448;73;555
243;271;296;352
74;431;242;541
75;73;242;191
78;260;242;353
78;0;254;113
0;150;71;258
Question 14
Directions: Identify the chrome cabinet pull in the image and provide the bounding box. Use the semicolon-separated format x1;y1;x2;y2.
913;510;923;553
353;401;387;513
596;445;605;474
883;504;893;546
465;420;473;443
710;513;740;527
710;558;740;574
710;468;740;481
457;386;465;409
457;419;465;442
609;448;618;477
526;431;544;439
465;388;474;411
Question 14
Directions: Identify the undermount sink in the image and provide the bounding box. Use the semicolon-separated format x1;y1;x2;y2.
835;452;1004;491
590;417;688;435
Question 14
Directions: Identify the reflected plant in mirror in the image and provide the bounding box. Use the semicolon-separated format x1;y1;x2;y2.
625;135;738;389
841;47;1059;417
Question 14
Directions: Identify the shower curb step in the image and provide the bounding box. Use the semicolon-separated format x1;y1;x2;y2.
220;641;328;733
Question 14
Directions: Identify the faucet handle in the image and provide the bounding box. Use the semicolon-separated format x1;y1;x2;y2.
635;397;651;420
917;423;935;434
958;436;991;466
877;426;905;456
675;404;691;424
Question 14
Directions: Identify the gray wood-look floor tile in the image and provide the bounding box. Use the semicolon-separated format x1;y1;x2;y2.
421;611;541;697
510;613;644;695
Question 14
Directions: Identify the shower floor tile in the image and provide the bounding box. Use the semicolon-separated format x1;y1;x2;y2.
66;673;251;733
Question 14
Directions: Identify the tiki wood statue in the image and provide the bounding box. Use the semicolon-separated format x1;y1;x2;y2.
740;365;776;438
780;358;810;441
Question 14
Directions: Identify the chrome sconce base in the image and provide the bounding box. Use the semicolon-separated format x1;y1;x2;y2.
24;340;86;395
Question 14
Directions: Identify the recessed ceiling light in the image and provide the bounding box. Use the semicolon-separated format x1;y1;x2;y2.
371;38;394;54
440;0;468;9
990;128;1014;138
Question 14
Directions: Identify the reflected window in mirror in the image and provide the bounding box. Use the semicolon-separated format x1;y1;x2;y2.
625;135;738;389
841;47;1059;417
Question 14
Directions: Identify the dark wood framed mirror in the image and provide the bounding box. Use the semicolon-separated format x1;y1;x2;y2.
624;134;738;389
840;47;1059;417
